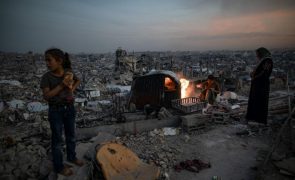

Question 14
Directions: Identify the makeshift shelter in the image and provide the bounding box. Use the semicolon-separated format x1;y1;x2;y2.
129;70;181;109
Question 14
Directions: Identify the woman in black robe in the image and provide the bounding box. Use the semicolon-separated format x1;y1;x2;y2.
246;47;273;125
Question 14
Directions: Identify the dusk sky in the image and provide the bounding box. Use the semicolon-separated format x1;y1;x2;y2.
1;0;295;53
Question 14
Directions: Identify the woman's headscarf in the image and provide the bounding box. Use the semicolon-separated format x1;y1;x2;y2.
256;47;271;60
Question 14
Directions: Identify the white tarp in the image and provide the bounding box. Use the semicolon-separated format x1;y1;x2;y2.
98;100;111;105
75;98;87;103
106;84;131;93
163;127;178;136
86;101;102;111
231;104;240;110
8;99;25;109
0;80;22;87
222;91;238;99
89;90;100;97
27;102;48;112
23;113;30;120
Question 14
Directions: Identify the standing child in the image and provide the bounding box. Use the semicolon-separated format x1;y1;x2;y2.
40;48;83;176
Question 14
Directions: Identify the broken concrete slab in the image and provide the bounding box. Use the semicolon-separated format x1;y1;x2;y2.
76;116;181;139
274;157;295;176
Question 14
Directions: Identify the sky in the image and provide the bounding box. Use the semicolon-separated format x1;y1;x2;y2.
1;0;295;53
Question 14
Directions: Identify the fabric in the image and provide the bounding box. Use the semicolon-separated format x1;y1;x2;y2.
40;71;78;105
246;57;273;124
48;104;77;172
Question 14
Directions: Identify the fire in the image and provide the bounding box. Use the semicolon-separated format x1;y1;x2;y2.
165;77;175;90
180;78;189;98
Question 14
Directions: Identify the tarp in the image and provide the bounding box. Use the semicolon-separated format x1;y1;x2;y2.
0;80;22;87
75;98;87;103
8;99;25;109
222;91;238;99
98;100;111;105
106;84;131;93
89;90;100;97
27;102;48;112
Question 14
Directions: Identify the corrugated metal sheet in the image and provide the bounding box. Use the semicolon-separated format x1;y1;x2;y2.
129;71;181;109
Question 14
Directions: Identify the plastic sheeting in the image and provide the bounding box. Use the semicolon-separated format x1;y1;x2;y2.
8;99;25;109
0;80;22;87
27;102;48;112
106;84;131;93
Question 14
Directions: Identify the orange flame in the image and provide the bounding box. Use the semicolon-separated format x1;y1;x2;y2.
165;77;175;90
180;78;189;98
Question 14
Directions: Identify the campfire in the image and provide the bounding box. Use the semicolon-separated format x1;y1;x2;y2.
179;78;200;98
171;77;205;114
180;78;189;98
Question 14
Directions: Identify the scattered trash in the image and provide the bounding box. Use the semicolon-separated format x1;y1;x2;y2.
231;104;240;110
163;127;178;136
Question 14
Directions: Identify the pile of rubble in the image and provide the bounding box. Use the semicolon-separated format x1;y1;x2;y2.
116;130;181;170
0;132;51;179
113;127;209;179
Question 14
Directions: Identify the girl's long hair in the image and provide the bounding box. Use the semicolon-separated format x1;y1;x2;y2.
45;48;72;69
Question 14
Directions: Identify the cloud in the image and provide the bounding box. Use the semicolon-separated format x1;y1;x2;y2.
180;0;295;17
186;32;295;41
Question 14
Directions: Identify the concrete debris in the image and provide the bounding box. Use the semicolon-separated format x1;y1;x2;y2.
158;107;173;120
163;127;179;136
115;131;183;176
274;157;295;176
0;49;294;180
0;80;23;87
0;138;48;179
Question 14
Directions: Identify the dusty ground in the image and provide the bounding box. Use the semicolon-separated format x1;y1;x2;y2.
1;115;293;180
167;124;269;180
85;122;273;180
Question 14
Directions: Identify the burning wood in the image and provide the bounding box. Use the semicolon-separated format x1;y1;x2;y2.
165;77;176;91
179;78;201;98
180;78;189;98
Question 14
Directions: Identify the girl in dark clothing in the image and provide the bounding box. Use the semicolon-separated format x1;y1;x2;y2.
246;47;273;125
40;48;83;176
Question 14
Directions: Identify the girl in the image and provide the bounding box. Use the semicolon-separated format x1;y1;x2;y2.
40;48;83;176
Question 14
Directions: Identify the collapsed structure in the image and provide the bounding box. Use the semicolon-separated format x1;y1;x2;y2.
0;49;295;180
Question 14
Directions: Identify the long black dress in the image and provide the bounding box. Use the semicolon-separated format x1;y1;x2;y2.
246;57;273;124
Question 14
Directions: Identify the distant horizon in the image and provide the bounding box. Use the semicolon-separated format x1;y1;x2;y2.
1;46;294;55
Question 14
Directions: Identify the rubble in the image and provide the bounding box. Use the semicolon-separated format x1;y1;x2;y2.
0;80;23;87
115;131;184;173
0;49;294;179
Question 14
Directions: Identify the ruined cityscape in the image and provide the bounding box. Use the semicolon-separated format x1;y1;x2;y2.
0;47;295;180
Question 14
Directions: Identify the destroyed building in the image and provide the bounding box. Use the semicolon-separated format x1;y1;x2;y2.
0;49;295;180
